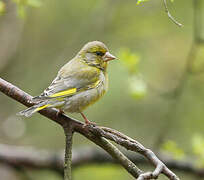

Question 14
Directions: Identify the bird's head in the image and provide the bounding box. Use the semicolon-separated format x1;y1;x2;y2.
78;41;116;71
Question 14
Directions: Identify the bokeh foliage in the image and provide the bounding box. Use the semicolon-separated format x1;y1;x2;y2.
0;0;204;179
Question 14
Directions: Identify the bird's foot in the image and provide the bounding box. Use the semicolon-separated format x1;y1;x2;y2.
80;112;96;128
83;120;97;128
57;109;64;117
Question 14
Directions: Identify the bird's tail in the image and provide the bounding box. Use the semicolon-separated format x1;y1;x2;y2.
17;100;64;117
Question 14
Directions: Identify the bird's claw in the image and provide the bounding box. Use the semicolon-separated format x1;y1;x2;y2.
83;121;97;128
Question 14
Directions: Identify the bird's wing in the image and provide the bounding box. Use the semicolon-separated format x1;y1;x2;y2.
32;63;101;101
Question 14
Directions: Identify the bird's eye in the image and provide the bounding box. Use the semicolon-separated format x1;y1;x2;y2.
95;51;105;56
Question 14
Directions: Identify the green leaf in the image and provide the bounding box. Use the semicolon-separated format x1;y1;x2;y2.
12;0;28;6
27;0;42;7
161;140;185;160
118;48;140;74
17;5;26;18
192;134;204;167
128;75;147;100
192;134;204;156
118;49;146;99
0;1;6;15
188;44;204;74
136;0;149;5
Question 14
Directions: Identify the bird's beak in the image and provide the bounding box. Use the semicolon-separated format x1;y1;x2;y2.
103;52;117;62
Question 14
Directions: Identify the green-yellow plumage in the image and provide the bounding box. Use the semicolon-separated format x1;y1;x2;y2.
18;41;116;124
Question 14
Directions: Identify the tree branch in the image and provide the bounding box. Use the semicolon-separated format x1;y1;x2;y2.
162;0;183;27
0;144;63;175
63;124;73;180
0;144;204;178
86;126;178;180
0;78;179;180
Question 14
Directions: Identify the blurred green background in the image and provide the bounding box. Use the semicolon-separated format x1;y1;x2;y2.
0;0;204;179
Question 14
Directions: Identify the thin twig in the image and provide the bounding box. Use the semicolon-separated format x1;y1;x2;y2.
63;124;73;180
163;0;183;27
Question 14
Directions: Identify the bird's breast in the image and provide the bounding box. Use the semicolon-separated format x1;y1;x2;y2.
63;71;108;113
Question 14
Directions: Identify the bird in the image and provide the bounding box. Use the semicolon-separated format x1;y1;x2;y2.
17;41;116;125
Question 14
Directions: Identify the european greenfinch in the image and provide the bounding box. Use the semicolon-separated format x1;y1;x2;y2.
18;41;116;124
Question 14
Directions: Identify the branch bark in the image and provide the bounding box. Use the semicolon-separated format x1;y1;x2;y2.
0;78;179;180
63;124;73;180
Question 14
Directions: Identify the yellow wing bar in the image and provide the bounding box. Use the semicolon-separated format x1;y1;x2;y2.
48;80;99;98
49;88;77;98
35;104;50;111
